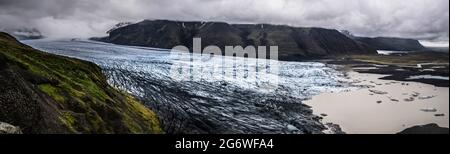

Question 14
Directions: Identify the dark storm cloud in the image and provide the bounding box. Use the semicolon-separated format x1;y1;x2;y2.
0;0;448;42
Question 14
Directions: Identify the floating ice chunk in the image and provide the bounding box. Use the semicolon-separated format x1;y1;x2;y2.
404;97;414;102
418;95;435;100
389;98;399;102
420;69;435;72
431;66;446;69
420;108;437;112
377;50;409;55
435;114;445;117
369;89;388;95
407;75;449;80
353;67;379;70
373;64;389;67
411;92;420;97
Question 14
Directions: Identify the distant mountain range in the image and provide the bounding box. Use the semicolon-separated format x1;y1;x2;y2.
92;20;377;61
340;30;426;51
2;28;44;40
92;20;432;61
354;37;425;51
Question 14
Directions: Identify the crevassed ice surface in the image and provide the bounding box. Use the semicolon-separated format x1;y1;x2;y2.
23;39;354;134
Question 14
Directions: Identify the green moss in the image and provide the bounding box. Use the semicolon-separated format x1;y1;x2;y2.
38;84;65;103
125;94;163;134
85;111;107;133
1;32;163;134
122;114;143;133
59;111;77;133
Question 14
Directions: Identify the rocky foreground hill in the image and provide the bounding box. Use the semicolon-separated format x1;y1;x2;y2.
93;20;378;61
0;32;162;134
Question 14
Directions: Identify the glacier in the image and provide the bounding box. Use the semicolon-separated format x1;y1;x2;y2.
23;39;354;134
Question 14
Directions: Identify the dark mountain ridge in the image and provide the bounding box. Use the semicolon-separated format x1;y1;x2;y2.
355;36;426;51
94;20;377;61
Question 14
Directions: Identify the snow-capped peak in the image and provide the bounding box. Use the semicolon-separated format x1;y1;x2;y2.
107;22;133;34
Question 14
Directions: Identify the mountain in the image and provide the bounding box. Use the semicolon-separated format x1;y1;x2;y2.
2;28;44;40
339;30;356;39
426;47;449;53
93;20;377;61
354;37;425;51
0;32;162;134
107;22;134;34
398;123;449;134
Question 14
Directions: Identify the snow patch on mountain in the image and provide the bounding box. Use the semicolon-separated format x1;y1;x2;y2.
107;22;134;34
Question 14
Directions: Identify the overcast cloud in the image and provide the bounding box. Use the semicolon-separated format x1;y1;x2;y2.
0;0;448;42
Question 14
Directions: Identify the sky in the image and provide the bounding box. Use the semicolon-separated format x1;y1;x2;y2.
0;0;449;44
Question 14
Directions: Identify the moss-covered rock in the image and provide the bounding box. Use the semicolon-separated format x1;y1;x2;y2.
0;32;163;134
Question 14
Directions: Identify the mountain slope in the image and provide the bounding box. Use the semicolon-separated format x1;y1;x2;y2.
2;28;44;40
355;37;425;51
0;32;162;134
94;20;377;61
